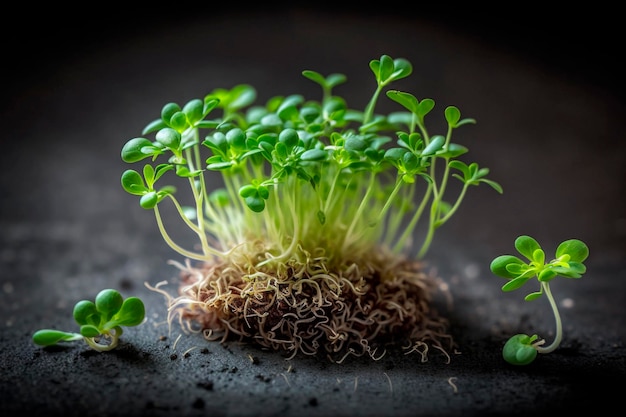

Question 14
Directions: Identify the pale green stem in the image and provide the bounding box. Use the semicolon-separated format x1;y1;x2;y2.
374;177;404;226
436;183;469;227
187;176;212;256
362;85;382;126
535;282;563;354
84;330;119;352
392;182;432;253
342;171;376;252
417;203;437;259
417;159;454;258
323;168;342;215
165;194;201;234
257;181;300;267
153;205;218;261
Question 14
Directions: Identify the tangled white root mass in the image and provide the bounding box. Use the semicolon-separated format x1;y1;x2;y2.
158;246;454;363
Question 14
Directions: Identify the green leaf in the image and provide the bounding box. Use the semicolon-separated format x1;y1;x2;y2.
444;106;461;127
300;106;320;124
416;99;435;119
244;196;265;212
155;128;181;150
209;84;257;112
532;248;545;265
555;239;589;263
169;112;188;131
515;235;541;262
481;178;503;194
203;132;229;157
33;329;82;346
277;95;303;121
121;138;156;163
80;324;101;338
239;184;257;198
370;55;412;85
142;164;155;186
121;170;148;196
302;70;347;89
175;165;201;178
370;54;393;83
226;128;246;151
550;266;583;278
502;334;538;365
300;149;327;161
107;297;145;328
183;99;204;125
384;147;408;162
140;191;159;209
161;102;182;125
257;185;269;199
95;289;124;319
490;255;525;279
436;143;468;158
538;268;557;282
142;119;167;135
386;90;418;113
391;58;412;81
564;261;587;275
203;98;220;116
153;164;174;182
326;73;347;88
449;160;469;177
345;137;367;152
501;276;532;292
73;300;99;326
524;291;543;301
422;136;445;156
279;128;299;149
402;152;418;171
301;70;326;86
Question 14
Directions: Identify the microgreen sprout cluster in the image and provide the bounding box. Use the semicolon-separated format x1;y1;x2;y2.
122;55;502;361
490;235;589;365
33;289;145;352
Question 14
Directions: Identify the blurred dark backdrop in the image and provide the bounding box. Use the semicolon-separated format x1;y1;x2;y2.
5;6;622;103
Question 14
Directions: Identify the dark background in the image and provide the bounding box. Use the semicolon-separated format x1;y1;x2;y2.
5;6;623;102
1;5;624;417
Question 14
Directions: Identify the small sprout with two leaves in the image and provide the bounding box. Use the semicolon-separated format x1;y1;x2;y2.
490;235;589;365
32;289;146;352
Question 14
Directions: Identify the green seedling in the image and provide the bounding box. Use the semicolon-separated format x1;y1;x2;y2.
33;289;145;352
121;54;502;361
490;235;589;365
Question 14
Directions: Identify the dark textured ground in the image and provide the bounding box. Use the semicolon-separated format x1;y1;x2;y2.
1;7;625;417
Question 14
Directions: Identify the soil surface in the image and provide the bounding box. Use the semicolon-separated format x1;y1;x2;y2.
1;6;624;417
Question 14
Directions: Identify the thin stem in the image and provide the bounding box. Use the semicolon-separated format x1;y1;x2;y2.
392;182;432;253
436;183;468;227
535;281;562;354
84;332;119;352
165;194;201;234
342;171;376;252
187;176;212;256
153;205;220;261
362;85;382;126
257;180;300;267
322;168;342;215
375;177;404;226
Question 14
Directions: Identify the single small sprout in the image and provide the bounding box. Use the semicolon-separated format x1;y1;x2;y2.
32;289;146;352
490;235;589;365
